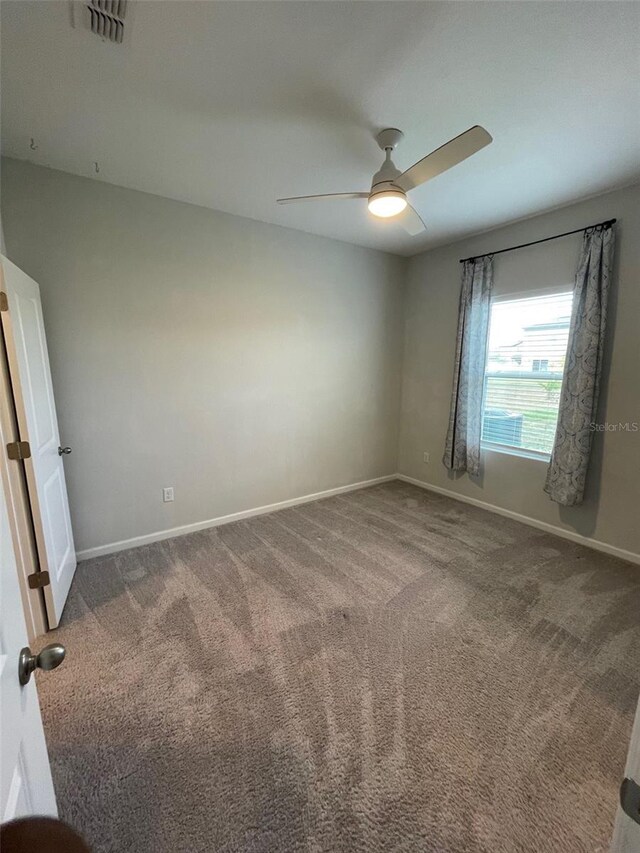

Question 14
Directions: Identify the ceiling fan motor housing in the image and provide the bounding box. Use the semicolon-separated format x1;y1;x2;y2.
369;150;406;206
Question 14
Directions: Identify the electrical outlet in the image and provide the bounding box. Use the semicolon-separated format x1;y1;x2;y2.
423;452;430;464
163;487;174;502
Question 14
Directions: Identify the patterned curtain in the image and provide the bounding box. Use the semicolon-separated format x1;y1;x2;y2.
544;224;615;506
443;256;493;476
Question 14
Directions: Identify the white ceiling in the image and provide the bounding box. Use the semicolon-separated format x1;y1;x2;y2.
2;1;639;257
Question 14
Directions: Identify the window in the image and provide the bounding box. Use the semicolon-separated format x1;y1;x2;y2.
482;291;573;458
532;359;549;372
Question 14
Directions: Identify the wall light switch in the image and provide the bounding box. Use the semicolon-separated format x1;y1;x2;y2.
423;452;430;464
163;487;174;502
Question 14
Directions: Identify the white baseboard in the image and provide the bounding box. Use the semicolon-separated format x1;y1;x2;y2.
397;473;640;566
76;474;397;561
77;471;640;567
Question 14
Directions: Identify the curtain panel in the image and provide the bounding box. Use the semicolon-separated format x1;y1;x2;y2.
544;224;616;506
443;256;493;477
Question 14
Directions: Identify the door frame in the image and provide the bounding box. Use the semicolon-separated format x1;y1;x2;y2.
0;276;48;640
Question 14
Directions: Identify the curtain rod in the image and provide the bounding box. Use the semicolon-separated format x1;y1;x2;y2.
459;218;616;264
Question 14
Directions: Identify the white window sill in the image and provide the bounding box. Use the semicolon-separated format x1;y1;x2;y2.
481;442;551;463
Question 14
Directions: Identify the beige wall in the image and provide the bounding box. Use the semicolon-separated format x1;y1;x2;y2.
399;183;640;556
1;158;406;554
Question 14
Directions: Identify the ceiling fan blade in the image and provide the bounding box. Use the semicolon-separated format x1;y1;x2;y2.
397;203;426;236
277;192;368;204
396;126;492;192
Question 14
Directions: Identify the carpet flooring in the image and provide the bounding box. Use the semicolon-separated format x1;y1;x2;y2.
37;481;640;852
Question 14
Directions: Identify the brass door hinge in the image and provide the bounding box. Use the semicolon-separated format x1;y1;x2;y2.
0;291;8;312
28;571;51;590
6;440;31;461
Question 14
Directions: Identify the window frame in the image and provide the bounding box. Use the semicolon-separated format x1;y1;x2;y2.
481;287;573;462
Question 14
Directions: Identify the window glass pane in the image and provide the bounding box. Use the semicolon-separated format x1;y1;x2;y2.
482;292;573;456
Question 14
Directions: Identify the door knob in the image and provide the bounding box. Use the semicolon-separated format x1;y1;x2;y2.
58;446;72;456
19;643;65;686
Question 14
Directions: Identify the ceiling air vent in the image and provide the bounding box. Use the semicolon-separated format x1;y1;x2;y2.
83;0;128;44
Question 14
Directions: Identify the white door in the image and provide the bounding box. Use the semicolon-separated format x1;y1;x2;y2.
0;256;76;628
0;473;57;821
611;695;640;851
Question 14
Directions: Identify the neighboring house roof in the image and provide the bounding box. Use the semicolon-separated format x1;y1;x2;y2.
522;317;571;333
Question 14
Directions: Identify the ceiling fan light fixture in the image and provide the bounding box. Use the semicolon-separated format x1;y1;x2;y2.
367;189;407;218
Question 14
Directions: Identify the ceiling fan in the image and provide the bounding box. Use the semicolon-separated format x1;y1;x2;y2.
277;125;492;235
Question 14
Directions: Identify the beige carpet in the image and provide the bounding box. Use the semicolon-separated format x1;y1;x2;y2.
38;481;640;852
